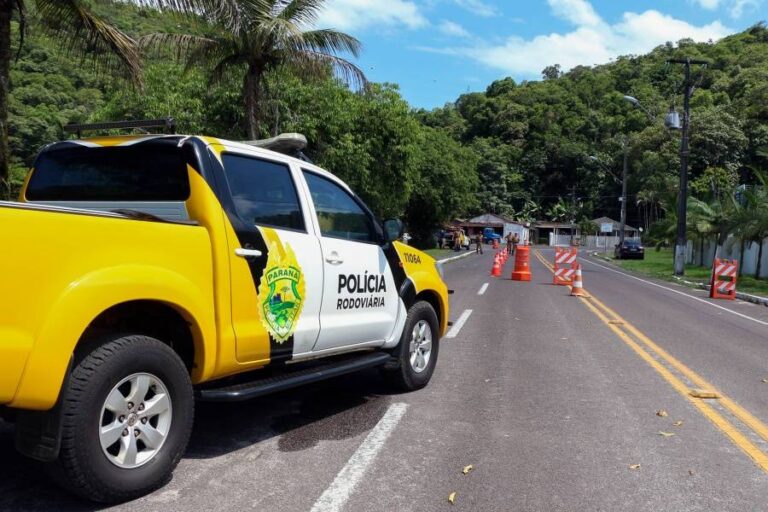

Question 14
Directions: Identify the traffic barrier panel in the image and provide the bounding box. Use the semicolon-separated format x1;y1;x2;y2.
570;263;588;297
511;245;532;281
710;258;738;300
553;247;578;286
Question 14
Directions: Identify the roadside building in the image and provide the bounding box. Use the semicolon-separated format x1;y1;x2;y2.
450;213;530;243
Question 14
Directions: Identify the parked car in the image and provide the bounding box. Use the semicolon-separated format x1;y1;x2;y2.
482;227;502;244
615;240;645;259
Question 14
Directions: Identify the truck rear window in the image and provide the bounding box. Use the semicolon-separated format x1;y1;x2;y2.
26;143;191;201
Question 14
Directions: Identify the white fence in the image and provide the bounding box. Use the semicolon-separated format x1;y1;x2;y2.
549;233;641;250
687;236;768;278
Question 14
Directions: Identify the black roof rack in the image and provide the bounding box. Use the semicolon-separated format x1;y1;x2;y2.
64;118;176;138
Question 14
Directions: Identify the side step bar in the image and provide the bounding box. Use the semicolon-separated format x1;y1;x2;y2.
196;352;393;402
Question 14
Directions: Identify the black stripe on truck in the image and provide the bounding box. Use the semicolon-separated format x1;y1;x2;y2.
203;147;294;364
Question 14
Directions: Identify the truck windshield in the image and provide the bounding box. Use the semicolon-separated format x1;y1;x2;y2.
26;141;191;201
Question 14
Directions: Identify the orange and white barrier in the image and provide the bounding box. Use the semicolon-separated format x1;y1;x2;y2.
553;247;578;286
511;245;531;281
710;258;738;300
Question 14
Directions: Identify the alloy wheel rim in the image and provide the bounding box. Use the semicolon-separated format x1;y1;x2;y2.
98;372;172;469
409;320;433;374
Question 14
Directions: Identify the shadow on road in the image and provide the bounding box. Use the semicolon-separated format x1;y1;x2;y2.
0;369;396;512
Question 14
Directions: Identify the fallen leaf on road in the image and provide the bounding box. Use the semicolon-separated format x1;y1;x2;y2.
656;410;668;417
659;431;675;437
448;492;457;504
689;389;721;399
689;470;695;476
762;379;768;383
673;420;684;427
629;464;641;470
462;464;474;475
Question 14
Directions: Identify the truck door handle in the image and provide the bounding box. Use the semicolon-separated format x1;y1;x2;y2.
235;248;263;258
325;253;344;265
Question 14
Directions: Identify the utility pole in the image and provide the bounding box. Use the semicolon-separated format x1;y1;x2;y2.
667;58;708;276
620;139;628;248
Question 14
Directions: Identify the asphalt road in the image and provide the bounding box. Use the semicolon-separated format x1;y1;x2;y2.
2;247;768;511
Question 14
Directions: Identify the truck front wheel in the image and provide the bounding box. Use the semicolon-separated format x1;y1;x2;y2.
50;334;194;503
383;301;440;391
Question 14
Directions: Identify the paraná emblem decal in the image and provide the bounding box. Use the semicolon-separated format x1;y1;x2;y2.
258;241;305;343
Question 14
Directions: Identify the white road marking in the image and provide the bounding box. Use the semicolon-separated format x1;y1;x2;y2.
478;283;489;295
446;309;473;338
582;257;768;328
310;403;408;512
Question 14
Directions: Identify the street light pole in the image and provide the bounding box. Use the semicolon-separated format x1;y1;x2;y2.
667;58;708;276
620;140;628;248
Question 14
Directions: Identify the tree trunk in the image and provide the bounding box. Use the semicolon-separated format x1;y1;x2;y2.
756;238;764;280
243;63;263;140
0;1;12;185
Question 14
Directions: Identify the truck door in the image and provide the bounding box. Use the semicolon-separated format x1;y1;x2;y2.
301;170;399;352
218;151;323;363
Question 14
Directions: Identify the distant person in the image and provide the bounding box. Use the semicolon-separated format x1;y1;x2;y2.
475;232;483;254
506;232;514;254
512;233;520;255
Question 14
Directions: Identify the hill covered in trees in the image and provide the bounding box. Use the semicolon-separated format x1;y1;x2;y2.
5;2;768;247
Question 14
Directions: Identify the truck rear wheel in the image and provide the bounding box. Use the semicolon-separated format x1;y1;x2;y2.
50;334;194;503
383;301;440;391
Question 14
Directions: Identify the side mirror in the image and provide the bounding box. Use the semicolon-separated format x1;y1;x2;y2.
383;218;404;243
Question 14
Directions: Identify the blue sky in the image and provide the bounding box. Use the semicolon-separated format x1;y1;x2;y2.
315;0;768;108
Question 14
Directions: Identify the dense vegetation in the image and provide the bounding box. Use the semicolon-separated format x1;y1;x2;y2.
3;1;768;252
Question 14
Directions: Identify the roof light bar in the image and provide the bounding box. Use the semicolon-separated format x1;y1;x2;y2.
64;118;176;138
241;133;308;153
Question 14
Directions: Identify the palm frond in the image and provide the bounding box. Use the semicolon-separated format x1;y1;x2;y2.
35;0;142;85
133;0;256;32
294;29;362;57
139;32;229;68
209;53;246;85
276;0;325;26
284;50;366;90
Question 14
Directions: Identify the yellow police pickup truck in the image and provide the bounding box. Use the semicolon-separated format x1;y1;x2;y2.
0;121;449;502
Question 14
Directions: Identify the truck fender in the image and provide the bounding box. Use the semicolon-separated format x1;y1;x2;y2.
10;265;217;411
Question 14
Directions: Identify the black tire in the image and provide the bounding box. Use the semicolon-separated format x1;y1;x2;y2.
383;301;440;391
49;334;194;503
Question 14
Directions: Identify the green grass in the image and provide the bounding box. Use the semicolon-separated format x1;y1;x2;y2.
607;248;768;297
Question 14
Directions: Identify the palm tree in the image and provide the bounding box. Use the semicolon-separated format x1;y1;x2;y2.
140;0;366;139
0;0;141;183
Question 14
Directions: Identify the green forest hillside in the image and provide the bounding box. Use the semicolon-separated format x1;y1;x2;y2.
5;1;768;247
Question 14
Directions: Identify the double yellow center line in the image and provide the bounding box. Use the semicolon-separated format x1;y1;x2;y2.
534;250;768;472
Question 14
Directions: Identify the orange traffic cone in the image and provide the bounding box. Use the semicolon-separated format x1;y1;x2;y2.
491;255;502;277
570;264;588;297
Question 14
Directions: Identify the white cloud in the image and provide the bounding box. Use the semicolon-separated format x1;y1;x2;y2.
316;0;428;31
689;0;762;17
548;0;602;27
730;0;761;17
439;20;472;38
453;0;499;17
691;0;722;9
426;3;731;77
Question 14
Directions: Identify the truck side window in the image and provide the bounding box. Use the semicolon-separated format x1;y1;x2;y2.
303;171;376;243
222;154;305;232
